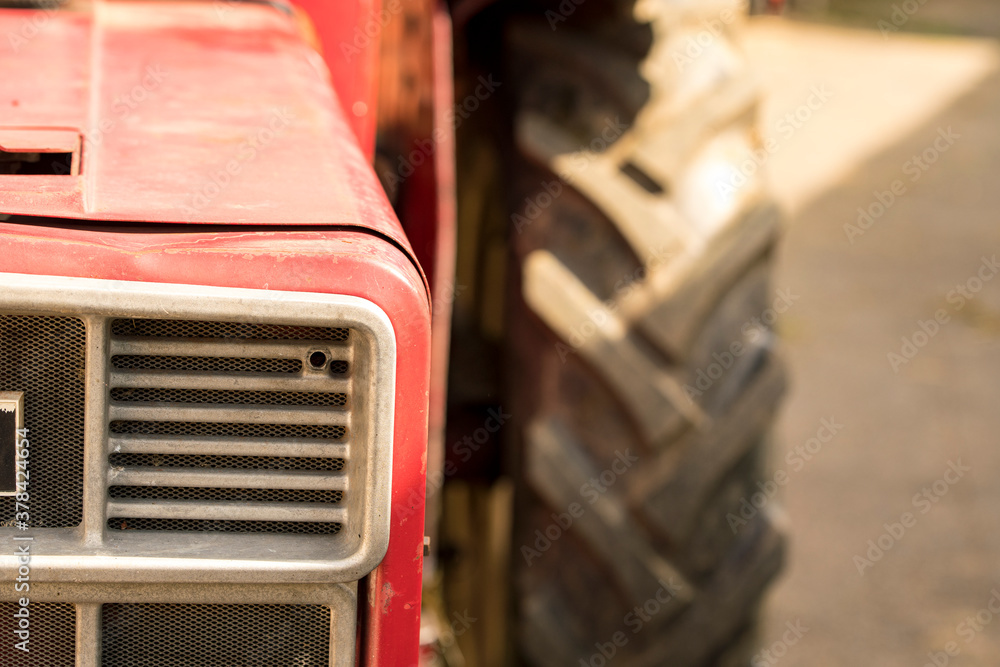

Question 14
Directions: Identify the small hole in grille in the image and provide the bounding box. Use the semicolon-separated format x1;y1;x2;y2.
108;518;343;534
109;387;348;407
101;604;332;667
330;360;349;374
0;602;75;667
108;486;343;504
111;355;302;374
111;319;349;341
109;421;346;439
109;453;346;471
308;351;329;369
0;316;85;528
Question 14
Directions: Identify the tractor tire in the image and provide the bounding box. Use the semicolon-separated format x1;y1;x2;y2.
505;1;787;664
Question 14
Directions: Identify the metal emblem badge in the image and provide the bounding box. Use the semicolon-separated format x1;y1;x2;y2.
0;392;24;496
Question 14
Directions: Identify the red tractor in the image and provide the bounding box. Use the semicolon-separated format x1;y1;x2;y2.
0;0;785;665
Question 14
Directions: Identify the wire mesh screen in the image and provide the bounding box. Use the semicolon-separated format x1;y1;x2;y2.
0;602;75;666
0;316;86;527
101;604;332;667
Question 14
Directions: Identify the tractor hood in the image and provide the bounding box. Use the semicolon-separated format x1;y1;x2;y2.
0;0;409;251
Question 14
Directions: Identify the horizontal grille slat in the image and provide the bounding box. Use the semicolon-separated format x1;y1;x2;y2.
109;452;346;471
107;468;348;491
108;486;343;504
108;404;350;426
111;355;303;373
107;499;347;523
109;371;350;393
109;421;346;439
109;435;349;459
108;518;344;534
110;387;348;407
110;338;351;360
111;319;349;341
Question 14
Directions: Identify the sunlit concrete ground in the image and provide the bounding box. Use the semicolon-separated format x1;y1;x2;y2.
744;9;1000;666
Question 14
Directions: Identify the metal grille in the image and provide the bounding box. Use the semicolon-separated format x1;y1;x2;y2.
110;387;348;407
0;602;75;667
0;316;85;527
106;315;351;535
111;319;349;341
101;604;332;667
109;453;346;471
109;421;346;439
112;355;303;373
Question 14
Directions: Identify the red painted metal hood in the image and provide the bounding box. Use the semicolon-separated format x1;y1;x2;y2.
0;0;410;254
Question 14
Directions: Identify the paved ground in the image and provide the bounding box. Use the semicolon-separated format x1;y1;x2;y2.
745;10;1000;667
794;0;1000;38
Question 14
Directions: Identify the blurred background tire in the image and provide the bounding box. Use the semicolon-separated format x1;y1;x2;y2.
503;1;789;664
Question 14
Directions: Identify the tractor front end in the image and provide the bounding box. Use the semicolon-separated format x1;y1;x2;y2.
0;2;429;665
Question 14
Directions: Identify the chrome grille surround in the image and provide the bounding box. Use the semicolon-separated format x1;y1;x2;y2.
0;273;396;667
